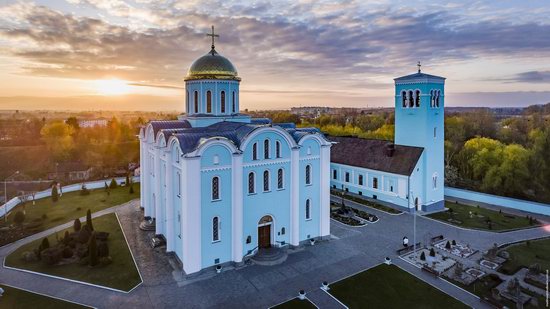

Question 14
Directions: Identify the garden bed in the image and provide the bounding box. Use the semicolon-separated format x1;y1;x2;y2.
330;189;402;214
330;213;364;226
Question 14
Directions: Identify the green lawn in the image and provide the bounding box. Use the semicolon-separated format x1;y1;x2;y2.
0;284;90;309
427;201;537;231
271;297;317;309
329;264;468;309
0;184;140;246
5;213;142;292
499;238;550;275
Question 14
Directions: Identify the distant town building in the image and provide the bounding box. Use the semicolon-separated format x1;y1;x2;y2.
78;118;108;128
48;162;93;181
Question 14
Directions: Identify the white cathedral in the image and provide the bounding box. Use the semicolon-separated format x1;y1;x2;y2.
139;28;332;275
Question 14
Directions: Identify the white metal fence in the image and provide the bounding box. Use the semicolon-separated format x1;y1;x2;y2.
1;176;140;218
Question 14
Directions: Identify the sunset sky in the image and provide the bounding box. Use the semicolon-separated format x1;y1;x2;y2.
0;0;549;111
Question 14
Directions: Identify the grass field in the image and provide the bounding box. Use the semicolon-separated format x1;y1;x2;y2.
499;237;550;275
329;264;468;309
0;184;140;246
0;284;90;309
271;297;317;309
427;201;537;231
5;213;142;292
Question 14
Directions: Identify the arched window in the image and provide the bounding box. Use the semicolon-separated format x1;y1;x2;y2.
430;90;434;107
281;227;285;235
194;91;199;113
305;199;311;220
232;91;236;113
220;91;226;113
206;90;212;113
277;168;284;189
252;142;258;160
186;90;189;113
402;91;407;108
436;90;441;107
212;176;220;200
213;154;219;165
263;170;270;192
408;91;414;108
276;141;281;158
212;217;220;242
305;165;312;185
248;172;255;194
415;90;420;107
358;174;364;186
345;172;350;182
264;139;270;159
373;177;378;189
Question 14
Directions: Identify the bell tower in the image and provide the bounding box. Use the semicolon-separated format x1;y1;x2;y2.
394;63;445;212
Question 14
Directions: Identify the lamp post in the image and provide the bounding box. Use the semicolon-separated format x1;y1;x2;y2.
3;171;19;222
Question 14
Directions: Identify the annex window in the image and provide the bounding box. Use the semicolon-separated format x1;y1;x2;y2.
212;176;220;200
232;91;236;113
220;91;226;113
212;217;220;242
373;177;378;189
263;170;270;192
402;91;407;108
194;91;199;113
252;142;258;160
264;139;270;159
408;91;414;108
206;90;212;113
358;174;364;186
277;168;284;189
415;90;420;107
276;141;281;158
248;172;255;194
305;199;311;220
333;169;337;180
305;165;312;185
436;90;441;107
345;172;350;183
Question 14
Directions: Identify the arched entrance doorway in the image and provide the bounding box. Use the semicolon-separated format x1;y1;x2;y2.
258;215;273;249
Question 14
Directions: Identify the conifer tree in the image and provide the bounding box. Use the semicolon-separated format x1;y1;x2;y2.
86;209;93;231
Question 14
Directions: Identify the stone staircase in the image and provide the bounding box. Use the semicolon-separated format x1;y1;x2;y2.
250;247;288;266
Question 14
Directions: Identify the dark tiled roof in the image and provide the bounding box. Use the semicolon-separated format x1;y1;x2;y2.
394;72;445;81
149;120;191;136
329;136;423;176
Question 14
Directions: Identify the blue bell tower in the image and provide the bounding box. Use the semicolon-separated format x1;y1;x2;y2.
394;63;445;212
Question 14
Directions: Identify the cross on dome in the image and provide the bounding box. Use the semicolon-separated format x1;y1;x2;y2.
417;61;421;73
206;25;220;53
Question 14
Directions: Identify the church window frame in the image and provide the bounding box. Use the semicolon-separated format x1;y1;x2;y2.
248;172;256;194
212;216;220;242
211;176;220;201
345;172;350;183
305;164;312;185
232;91;236;113
373;177;378;189
194;91;199;113
358;174;364;186
277;168;284;189
220;91;226;113
436;90;441;107
402;91;407;108
206;90;212;113
276;140;282;158
263;170;270;192
252;142;258;160
333;169;337;180
264;139;270;159
408;90;414;108
415;90;421;107
305;199;311;220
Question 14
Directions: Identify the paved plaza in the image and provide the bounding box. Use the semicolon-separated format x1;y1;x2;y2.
1;197;549;308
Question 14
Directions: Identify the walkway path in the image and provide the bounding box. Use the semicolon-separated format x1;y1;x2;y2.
0;196;548;308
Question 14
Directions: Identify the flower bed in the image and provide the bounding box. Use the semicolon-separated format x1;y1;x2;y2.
330;213;365;226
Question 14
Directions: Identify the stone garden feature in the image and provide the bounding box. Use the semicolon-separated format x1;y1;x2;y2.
403;248;457;274
434;239;476;258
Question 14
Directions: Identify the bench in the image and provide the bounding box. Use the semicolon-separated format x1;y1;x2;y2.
421;265;439;277
396;242;422;255
430;235;444;244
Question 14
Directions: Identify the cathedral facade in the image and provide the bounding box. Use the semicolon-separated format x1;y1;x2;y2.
139;35;332;275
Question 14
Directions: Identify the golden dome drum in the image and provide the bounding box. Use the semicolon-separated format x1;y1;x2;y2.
185;49;240;81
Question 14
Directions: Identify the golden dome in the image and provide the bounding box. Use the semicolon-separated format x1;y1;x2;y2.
185;49;240;81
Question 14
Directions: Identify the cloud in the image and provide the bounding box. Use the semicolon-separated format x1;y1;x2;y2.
509;71;550;83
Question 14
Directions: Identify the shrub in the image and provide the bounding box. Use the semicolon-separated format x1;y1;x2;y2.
452;240;457;245
429;248;436;257
109;179;118;189
86;209;93;231
80;184;90;196
420;251;426;261
41;214;48;220
99;256;113;266
77;226;91;244
76;207;81;211
445;241;451;249
51;184;59;202
62;247;73;258
21;251;38;262
129;183;134;194
13;211;25;225
73;218;82;232
38;237;50;254
88;233;99;266
63;231;71;244
41;248;62;265
98;242;109;258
